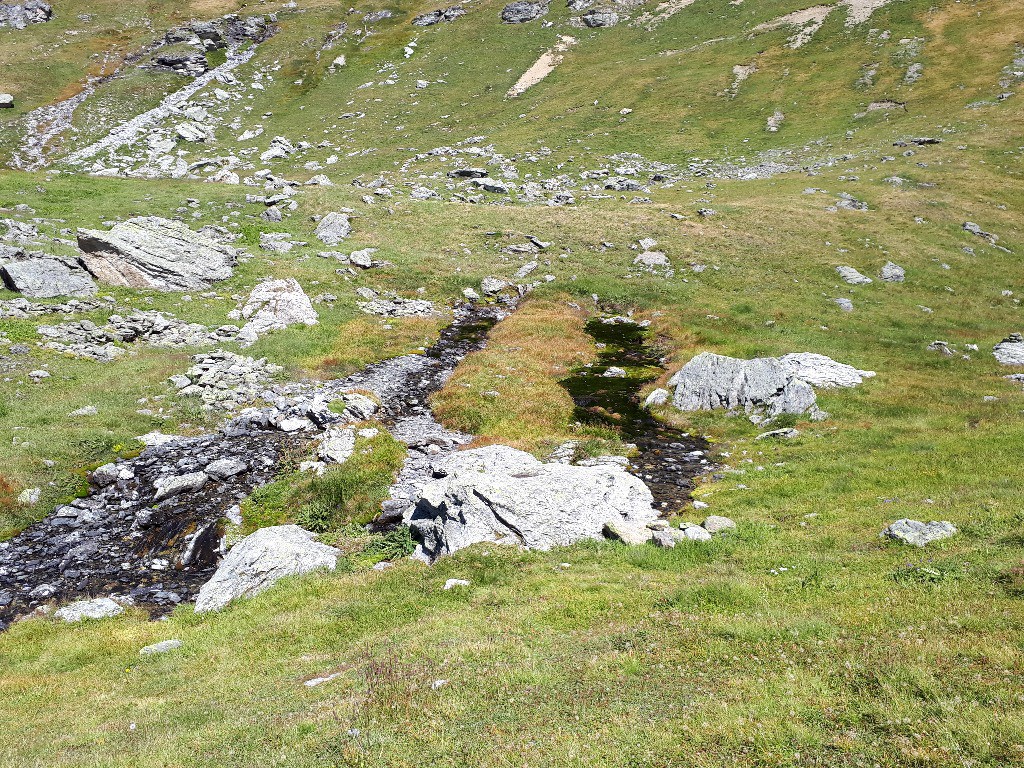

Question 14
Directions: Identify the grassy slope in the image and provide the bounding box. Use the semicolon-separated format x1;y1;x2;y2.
1;0;1023;765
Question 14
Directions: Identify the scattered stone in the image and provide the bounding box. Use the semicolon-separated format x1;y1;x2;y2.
836;266;872;285
314;212;352;245
879;261;905;282
359;297;438;317
413;5;466;25
702;515;736;534
755;427;799;440
481;276;510;295
194;525;341;612
582;9;618;27
963;221;998;244
603;520;654;545
140;639;183;656
234;278;318;347
834;297;854;312
54;597;124;623
993;333;1024;366
0;1;51;30
602;366;627;378
172;350;283;409
69;405;98;417
443;578;470;589
882;519;957;547
76;217;237;292
644;388;670;408
0;93;13;109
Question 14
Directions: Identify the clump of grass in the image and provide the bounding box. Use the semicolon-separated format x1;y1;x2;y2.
242;428;406;535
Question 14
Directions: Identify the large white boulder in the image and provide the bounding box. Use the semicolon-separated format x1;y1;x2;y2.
194;525;341;613
668;351;873;422
406;445;659;561
235;278;318;346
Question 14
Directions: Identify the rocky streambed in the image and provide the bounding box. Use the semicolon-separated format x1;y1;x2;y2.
560;317;711;512
0;300;512;629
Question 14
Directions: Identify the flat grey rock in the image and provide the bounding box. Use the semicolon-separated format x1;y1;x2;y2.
0;253;97;298
879;261;905;282
882;519;957;547
836;266;872;285
140;639;182;656
993;333;1024;366
314;212;352;245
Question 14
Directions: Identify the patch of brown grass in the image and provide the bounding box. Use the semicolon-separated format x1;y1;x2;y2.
432;296;595;450
315;316;443;376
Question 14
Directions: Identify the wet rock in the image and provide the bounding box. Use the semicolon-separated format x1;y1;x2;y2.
836;266;872;285
879;261;905;282
194;525;341;612
204;458;248;479
314;212;352;245
413;5;466;25
154;53;209;77
993;333;1024;366
76;217;237;292
54;597;124;623
407;444;659;561
882;519;957;547
140;639;182;656
0;252;97;298
501;1;548;23
153;471;208;501
234;278;318;347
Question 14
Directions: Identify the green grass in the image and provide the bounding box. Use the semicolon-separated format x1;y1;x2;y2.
1;0;1024;764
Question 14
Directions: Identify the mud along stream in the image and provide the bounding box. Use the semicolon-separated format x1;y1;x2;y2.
0;302;707;629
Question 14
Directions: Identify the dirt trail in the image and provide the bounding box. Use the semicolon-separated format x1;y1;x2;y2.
506;36;577;98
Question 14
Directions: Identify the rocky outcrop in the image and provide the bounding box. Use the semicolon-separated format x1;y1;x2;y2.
993;333;1024;366
194;525;341;612
234;278;318;347
882;519;957;547
582;9;618;27
501;1;548;23
0;1;51;29
413;5;466;25
76;217;237;291
406;444;659;561
669;351;874;422
0;250;97;298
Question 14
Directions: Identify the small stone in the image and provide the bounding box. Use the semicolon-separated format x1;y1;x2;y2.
443;578;470;590
140;639;183;656
680;525;712;542
702;515;737;534
54;597;124;622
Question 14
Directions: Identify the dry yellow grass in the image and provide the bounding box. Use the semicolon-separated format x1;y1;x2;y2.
432;296;595;450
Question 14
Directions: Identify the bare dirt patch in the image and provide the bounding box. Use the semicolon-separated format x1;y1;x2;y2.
506;36;578;98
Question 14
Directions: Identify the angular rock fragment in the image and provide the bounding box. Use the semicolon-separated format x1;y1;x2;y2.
235;278;318;347
882;519;957;547
314;212;352;245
